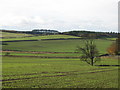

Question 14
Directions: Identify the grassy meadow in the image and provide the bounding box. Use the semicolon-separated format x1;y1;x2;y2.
2;56;118;88
1;52;80;58
1;34;80;41
0;32;33;38
1;32;119;88
2;39;113;54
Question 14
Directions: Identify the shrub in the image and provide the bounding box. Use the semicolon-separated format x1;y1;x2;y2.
5;52;10;56
107;42;118;55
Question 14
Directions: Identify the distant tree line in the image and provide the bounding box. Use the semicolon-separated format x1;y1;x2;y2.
62;31;118;39
32;29;59;35
0;30;118;38
0;29;60;35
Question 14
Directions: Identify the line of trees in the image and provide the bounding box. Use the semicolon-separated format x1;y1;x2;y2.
63;31;118;39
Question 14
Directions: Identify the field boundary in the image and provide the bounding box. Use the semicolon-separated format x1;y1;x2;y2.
1;55;80;58
2;38;82;42
2;50;78;54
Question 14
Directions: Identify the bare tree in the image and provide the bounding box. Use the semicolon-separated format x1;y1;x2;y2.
76;39;100;66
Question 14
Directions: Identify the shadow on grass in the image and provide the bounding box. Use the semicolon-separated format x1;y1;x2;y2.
95;65;120;67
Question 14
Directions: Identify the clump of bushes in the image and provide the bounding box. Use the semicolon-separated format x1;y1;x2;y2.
5;52;10;56
2;42;8;45
107;38;119;55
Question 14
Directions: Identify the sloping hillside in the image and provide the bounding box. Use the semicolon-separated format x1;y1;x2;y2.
0;31;33;38
1;31;81;41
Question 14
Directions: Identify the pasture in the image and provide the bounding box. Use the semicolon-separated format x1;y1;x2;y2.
1;51;80;58
2;56;118;88
1;32;119;88
1;34;80;41
2;39;114;54
0;32;33;38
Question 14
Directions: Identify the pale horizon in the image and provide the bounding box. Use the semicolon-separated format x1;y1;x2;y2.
0;0;119;32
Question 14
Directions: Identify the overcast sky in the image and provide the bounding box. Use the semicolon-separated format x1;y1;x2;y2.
0;0;119;32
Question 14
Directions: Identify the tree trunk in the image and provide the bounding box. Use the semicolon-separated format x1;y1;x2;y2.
91;58;94;66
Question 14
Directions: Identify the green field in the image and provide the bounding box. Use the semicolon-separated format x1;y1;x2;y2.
2;39;114;54
106;38;117;41
1;52;80;57
0;32;33;38
1;32;119;88
1;34;81;41
2;56;118;88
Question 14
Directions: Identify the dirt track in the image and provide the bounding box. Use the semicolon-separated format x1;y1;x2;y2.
2;69;117;82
